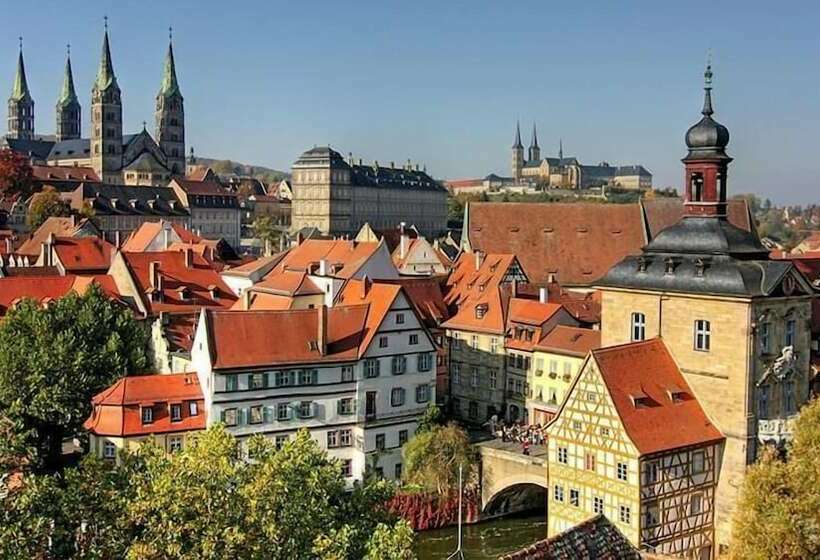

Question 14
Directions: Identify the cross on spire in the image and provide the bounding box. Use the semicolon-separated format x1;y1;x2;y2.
104;15;108;32
169;26;173;42
18;36;22;51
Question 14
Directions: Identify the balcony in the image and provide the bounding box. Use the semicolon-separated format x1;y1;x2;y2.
758;416;797;445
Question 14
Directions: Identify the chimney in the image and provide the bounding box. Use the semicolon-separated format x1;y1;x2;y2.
361;275;372;299
149;261;162;292
318;258;328;277
4;238;12;253
399;222;408;259
43;232;56;267
163;225;170;249
242;287;252;310
317;305;328;356
114;230;121;248
184;247;194;269
474;250;484;270
539;287;548;304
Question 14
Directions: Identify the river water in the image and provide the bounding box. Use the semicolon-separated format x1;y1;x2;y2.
414;512;547;559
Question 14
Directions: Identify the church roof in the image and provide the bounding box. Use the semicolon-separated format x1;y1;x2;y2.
10;48;31;102
93;30;119;93
57;53;79;108
158;41;182;98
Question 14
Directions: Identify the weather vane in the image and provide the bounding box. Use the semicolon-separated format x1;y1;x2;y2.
704;49;713;87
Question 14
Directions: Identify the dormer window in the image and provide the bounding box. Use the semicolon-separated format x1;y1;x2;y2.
475;304;488;319
664;257;678;275
629;392;650;409
637;256;649;273
141;406;154;424
667;387;687;404
170;403;182;422
176;286;190;301
694;257;708;277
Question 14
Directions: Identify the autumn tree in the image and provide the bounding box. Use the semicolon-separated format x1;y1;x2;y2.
0;148;34;199
730;398;820;559
26;186;71;228
0;285;149;471
252;215;287;254
402;422;477;494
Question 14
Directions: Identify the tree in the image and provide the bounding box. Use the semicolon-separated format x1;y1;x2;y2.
26;186;71;228
252;215;286;255
364;520;416;560
0;148;34;199
0;285;149;471
730;398;820;559
415;403;444;434
402;423;477;494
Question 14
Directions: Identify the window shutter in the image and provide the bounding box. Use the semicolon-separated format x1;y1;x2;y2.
337;399;343;415
312;370;319;385
247;374;254;387
376;360;381;376
238;408;246;426
220;409;226;423
263;406;273;424
262;372;270;388
288;371;296;386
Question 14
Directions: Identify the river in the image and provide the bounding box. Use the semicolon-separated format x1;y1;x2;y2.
414;512;547;559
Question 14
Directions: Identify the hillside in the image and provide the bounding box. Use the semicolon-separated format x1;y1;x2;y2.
195;157;290;184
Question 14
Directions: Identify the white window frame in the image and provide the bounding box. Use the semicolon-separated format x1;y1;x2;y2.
103;441;116;459
694;319;711;352
617;462;628;481
631;312;646;342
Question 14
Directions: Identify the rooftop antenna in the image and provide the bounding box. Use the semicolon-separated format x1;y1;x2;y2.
446;463;465;560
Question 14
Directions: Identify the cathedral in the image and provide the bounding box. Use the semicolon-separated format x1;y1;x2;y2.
2;23;186;186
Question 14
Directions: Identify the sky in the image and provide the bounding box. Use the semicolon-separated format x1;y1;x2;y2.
2;0;819;204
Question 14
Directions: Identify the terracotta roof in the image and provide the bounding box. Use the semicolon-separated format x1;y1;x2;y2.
466;199;751;286
535;326;601;357
590;338;724;455
505;298;567;352
121;251;237;315
31;165;99;183
0;274;120;316
379;277;450;328
160;312;199;353
771;252;820;285
186;167;215;182
52;236;114;273
121;220;202;252
445;178;484;189
206;306;368;369
270;239;385;280
336;280;406;352
17;216;89;257
221;253;286;278
84;373;205;437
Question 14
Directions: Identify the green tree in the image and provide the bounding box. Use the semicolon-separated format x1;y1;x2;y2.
26;186;70;228
364;520;416;560
0;285;149;471
402;423;477;494
252;215;286;254
731;398;820;559
415;403;444;434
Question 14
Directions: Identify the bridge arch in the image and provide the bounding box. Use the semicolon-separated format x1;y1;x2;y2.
478;441;548;514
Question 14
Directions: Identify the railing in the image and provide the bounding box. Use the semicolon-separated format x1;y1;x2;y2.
758;416;797;443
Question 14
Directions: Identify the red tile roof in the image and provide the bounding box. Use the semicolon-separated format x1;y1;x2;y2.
121;251;237;315
84;373;205;437
121;220;202;252
270;239;385;280
336;280;406;353
254;269;323;296
17;216;91;258
31;165;99;183
535;326;601;357
0;274;120;316
52;236;115;273
160;312;199;353
206;306;368;369
379;277;450;328
590;338;724;455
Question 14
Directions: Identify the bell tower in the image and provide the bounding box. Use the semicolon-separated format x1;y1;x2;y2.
511;121;524;181
7;37;34;140
91;19;123;182
682;62;731;218
528;122;540;162
155;27;185;176
55;44;81;141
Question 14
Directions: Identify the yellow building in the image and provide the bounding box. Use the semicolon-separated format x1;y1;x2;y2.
546;339;723;559
595;65;815;554
528;326;600;425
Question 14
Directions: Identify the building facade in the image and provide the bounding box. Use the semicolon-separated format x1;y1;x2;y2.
169;178;241;248
290;147;447;238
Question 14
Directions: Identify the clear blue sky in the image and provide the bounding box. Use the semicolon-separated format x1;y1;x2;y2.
3;1;819;204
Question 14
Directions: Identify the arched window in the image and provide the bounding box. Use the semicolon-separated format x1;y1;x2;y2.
690;172;704;202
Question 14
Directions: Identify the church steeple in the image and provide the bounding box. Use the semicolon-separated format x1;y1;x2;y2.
94;23;119;94
528;122;540;162
56;45;81;141
7;38;35;140
91;18;124;182
155;27;186;175
511;121;524;181
512;121;523;149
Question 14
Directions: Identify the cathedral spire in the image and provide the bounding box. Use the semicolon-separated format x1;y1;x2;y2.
10;37;31;102
531;122;539;148
512;121;523;149
158;27;182;98
559;138;563;161
94;19;119;93
528;122;540;162
57;45;78;107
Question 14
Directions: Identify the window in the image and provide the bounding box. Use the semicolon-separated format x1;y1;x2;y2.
396;313;405;325
341;459;352;478
249;405;264;424
692;451;706;474
226;374;238;391
645;461;659;484
585;452;596;472
489;369;497;389
168;436;183;453
274;435;289;449
452;363;461;385
758;386;769;418
375;433;386;451
340;429;352;447
572;420;582;431
475;306;486;319
142;406;154;424
549;360;558;375
392;355;406;375
249;373;265;389
170;403;182;422
569;488;580;507
593;496;604;515
471;367;479;387
600;426;610;437
379;336;389;348
299;370;316;385
786;318;796;347
103;441;116;459
631;312;646;342
554;485;564;502
338;397;355;415
694;320;711;351
691;493;702;515
620;505;631;525
409;333;418;345
490;337;499;353
760;322;771;354
399;429;408;446
586;391;597;403
415;384;430;403
276;403;290;421
365;359;381;378
341;365;354;382
189;401;198;416
557;447;568;464
784;380;796;414
327;430;339;448
299;401;314;419
617;462;628;481
468;401;478;419
366;391;377;417
645;502;660;527
395;463;403;479
223;408;237;426
563;362;572;378
391;387;406;407
452;398;461;416
418;352;432;372
471;335;479;349
275;371;293;387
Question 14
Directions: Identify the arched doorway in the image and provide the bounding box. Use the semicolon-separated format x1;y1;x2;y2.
483;483;547;518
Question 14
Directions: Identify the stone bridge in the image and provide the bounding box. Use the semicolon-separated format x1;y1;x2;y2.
478;439;549;516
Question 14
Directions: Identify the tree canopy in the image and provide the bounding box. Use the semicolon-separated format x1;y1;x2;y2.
0;426;417;560
0;148;34;199
26;186;71;228
402;422;477;495
730;398;820;559
0;285;149;471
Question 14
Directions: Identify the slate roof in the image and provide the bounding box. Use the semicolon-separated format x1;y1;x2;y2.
615;165;652;177
71;183;188;217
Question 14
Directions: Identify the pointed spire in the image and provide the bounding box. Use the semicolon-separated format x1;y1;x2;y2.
701;53;714;116
158;26;182;98
512;121;523;149
559;138;564;161
10;37;31;101
94;18;119;92
530;122;539;148
57;44;78;107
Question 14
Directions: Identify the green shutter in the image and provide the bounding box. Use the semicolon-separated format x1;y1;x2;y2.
220;409;226;423
262;372;269;388
312;369;319;385
264;406;273;423
288;371;296;386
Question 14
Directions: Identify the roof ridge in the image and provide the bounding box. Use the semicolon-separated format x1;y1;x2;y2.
592;336;662;356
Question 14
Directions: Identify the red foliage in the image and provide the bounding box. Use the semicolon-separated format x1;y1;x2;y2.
0;149;34;198
386;489;480;530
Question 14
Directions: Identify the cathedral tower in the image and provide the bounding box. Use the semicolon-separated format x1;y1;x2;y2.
155;30;185;175
528;122;540;162
91;22;123;183
7;39;34;140
55;46;81;141
511;121;524;181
